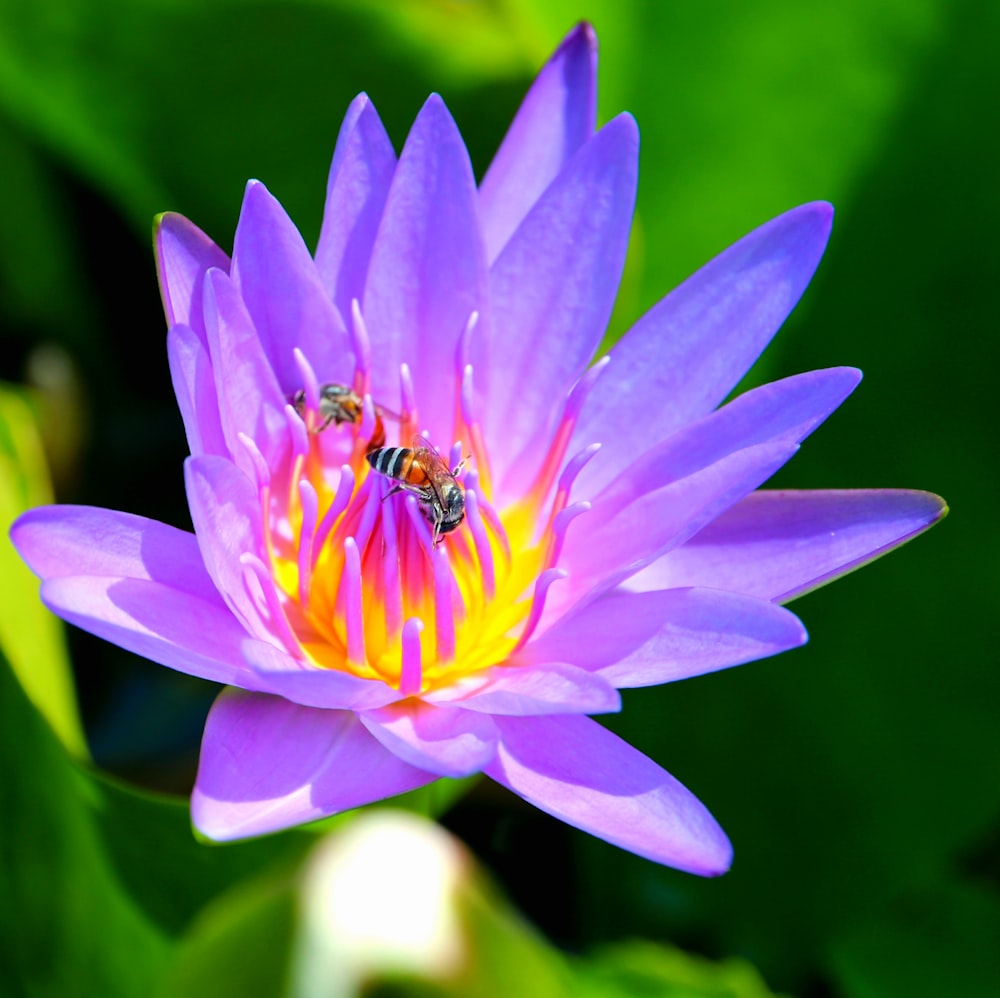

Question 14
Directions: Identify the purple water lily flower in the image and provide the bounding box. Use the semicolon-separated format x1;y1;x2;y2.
12;24;945;875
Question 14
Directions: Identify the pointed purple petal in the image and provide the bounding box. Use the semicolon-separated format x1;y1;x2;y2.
154;212;230;333
479;22;597;262
480;114;639;496
362;95;488;443
315;94;396;320
241;638;400;711
360;700;498;778
231;180;353;391
427;661;621;715
39;576;255;687
192;689;437;841
582;367;860;508
520;587;807;687
486;714;732;875
203;268;288;469
167;323;228;460
184;455;271;642
573;202;835;493
11;505;215;595
630;489;949;603
554;440;799;621
11;502;259;685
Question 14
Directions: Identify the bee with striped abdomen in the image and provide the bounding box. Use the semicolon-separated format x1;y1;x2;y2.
366;437;466;545
292;383;385;451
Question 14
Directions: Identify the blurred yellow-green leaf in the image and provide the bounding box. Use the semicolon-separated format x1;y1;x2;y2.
0;384;87;757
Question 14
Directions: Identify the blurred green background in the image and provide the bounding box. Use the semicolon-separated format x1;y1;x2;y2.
1;1;997;995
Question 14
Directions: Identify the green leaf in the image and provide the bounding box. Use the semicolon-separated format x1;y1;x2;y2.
830;879;1000;998
0;627;311;995
0;384;87;758
0;646;172;997
575;940;781;998
0;0;533;242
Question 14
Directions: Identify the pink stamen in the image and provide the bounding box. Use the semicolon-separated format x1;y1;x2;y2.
240;553;302;653
565;355;610;421
526;357;612;508
342;537;365;666
358;393;377;448
458;364;493;498
547;501;591;569
399;363;417;430
400;617;424;696
551;443;602;524
464;489;495;600
432;546;456;663
237;432;271;490
285;402;310;460
312;464;355;569
404;494;435;557
454;310;479;373
449;440;464;472
349;300;371;392
293;347;321;416
379;487;403;639
349;477;383;557
515;568;567;652
297;479;319;607
465;470;510;562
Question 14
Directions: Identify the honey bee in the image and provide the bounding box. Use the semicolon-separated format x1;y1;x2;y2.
292;383;385;451
366;437;466;544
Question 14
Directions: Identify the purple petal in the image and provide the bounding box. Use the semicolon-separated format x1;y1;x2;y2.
167;323;227;460
519;587;807;687
11;504;258;686
315;94;396;320
629;489;949;603
479;114;639;497
486;714;732;874
184;455;271;641
572;202;835;495
479;22;597;262
154;212;230;333
362;95;488;443
39;575;255;687
231;180;353;391
12;504;218;599
202;268;288;469
241;638;401;711
426;661;621;715
192;689;437;841
554;440;799;621
583;367;860;511
360;700;498;778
